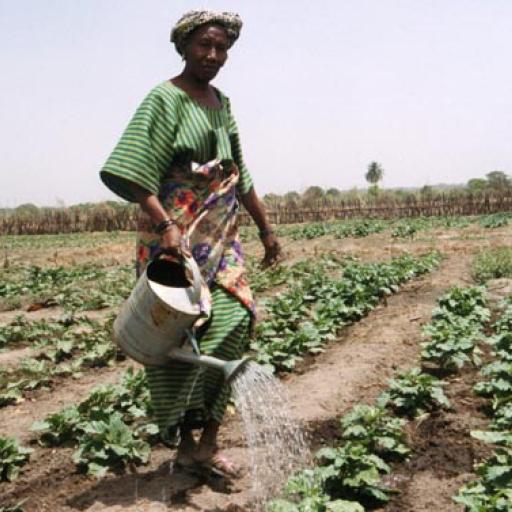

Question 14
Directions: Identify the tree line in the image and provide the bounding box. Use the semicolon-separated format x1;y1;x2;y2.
261;169;512;209
1;170;511;235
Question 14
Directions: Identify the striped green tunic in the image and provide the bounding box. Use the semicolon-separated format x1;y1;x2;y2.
147;287;251;442
100;81;254;439
100;81;253;201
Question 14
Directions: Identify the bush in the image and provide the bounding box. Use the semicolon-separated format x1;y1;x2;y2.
0;437;32;482
472;248;512;283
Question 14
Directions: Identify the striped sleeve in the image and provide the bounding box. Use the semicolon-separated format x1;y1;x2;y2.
226;100;254;196
100;86;177;202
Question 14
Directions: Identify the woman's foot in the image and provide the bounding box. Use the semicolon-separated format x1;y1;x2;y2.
193;442;241;478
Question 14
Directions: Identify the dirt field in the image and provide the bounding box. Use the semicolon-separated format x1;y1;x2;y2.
1;221;511;511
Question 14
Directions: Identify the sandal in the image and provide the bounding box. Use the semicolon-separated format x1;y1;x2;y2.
193;446;242;478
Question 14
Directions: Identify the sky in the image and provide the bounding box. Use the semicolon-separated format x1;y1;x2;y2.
1;0;511;207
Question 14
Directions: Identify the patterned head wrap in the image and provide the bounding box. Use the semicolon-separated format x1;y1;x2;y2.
170;10;243;56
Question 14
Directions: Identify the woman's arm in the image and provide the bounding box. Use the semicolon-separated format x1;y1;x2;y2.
240;187;283;267
130;182;182;256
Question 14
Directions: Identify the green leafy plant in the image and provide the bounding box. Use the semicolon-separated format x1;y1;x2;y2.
454;447;512;511
0;387;23;407
474;360;512;404
315;442;393;504
391;223;417;239
0;315;66;349
0;437;32;482
378;367;450;417
420;286;489;370
491;403;512;431
421;332;482;370
32;369;152;447
247;254;345;293
433;286;489;321
479;214;509;229
472;247;512;283
494;304;512;335
0;262;134;313
0;502;26;512
0;316;121;408
31;405;82;446
333;220;386;239
340;404;409;459
487;332;512;362
267;470;365;511
73;412;150;477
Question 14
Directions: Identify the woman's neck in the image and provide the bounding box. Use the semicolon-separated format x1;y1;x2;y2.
174;69;210;93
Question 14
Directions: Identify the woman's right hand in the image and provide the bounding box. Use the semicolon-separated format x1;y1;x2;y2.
160;224;182;258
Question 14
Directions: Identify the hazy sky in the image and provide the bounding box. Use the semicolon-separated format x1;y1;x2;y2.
1;0;511;207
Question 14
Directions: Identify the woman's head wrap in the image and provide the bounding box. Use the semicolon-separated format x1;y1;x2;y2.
171;10;243;56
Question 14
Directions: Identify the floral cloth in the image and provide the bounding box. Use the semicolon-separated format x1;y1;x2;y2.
136;159;255;319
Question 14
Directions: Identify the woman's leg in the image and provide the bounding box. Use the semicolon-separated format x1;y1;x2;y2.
192;287;251;471
145;361;203;448
175;425;197;464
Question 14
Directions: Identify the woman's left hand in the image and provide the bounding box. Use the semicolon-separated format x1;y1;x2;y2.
261;232;283;268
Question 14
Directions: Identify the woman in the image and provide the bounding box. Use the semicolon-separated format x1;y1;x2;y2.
100;10;281;476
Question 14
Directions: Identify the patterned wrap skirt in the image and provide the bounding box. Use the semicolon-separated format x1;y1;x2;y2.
135;161;255;443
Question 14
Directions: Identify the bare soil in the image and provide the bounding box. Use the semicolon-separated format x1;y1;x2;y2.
1;224;512;511
385;368;493;512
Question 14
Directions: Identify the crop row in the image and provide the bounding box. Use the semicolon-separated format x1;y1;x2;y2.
0;315;121;407
0;255;345;411
252;252;441;371
245;253;347;294
454;298;512;510
0;250;338;313
0;252;441;487
285;219;387;241
268;285;491;511
0;257;346;481
0;263;134;312
0;367;153;484
1;231;133;252
0;255;347;406
255;213;507;243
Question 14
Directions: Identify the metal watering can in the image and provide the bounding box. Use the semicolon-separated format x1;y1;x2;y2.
113;254;250;383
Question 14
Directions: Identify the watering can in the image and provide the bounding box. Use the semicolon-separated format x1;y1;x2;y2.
113;254;250;383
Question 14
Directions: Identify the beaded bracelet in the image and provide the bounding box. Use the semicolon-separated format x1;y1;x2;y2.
154;218;176;235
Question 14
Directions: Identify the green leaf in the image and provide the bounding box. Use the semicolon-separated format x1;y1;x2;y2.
326;501;365;512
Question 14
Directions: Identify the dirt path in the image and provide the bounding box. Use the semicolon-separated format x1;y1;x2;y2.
0;250;476;511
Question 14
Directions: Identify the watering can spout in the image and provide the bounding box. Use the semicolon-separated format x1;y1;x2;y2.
222;356;252;383
167;347;251;383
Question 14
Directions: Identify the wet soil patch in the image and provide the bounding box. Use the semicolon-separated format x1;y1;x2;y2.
385;366;493;511
305;417;343;451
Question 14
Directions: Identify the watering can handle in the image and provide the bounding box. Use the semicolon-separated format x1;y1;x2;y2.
183;255;202;305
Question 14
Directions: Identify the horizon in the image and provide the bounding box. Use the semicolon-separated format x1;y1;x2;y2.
2;180;492;210
2;0;511;207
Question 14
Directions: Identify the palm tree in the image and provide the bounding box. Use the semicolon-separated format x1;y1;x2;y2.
365;161;384;187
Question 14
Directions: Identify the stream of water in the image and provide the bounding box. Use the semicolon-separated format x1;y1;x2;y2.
231;361;311;508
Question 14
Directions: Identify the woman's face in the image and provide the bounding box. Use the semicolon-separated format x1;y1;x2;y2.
183;24;229;82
